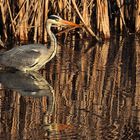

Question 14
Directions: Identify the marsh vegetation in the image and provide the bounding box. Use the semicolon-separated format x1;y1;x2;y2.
0;0;140;43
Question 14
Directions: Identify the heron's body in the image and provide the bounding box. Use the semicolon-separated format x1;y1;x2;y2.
0;43;56;71
0;15;78;72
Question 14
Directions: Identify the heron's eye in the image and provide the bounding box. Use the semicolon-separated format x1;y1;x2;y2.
55;18;59;21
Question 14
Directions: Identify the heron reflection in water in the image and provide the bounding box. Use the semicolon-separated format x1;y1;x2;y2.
0;70;55;114
0;15;79;71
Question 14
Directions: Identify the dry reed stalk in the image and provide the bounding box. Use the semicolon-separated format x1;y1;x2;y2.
63;0;67;19
33;0;39;42
116;0;123;32
1;0;138;42
17;0;28;41
96;0;110;38
26;0;29;32
82;0;90;26
64;0;76;44
33;15;38;42
135;0;140;33
67;0;72;20
13;0;27;22
43;0;49;42
71;0;100;41
58;0;63;13
33;0;48;42
14;0;32;35
37;0;42;42
26;0;39;32
116;0;127;32
6;0;16;36
89;0;94;15
25;1;36;32
0;1;7;39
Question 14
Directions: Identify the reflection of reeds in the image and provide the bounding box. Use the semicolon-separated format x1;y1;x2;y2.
0;0;139;42
0;37;140;139
47;37;138;139
135;39;140;119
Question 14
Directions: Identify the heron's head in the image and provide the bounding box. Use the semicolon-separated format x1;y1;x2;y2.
47;15;79;27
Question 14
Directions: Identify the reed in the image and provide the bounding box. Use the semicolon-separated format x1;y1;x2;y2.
0;0;139;43
135;0;140;33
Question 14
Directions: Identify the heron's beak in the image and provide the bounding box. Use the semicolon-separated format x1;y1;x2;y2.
60;19;79;27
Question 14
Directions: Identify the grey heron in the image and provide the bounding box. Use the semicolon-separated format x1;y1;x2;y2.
0;15;79;72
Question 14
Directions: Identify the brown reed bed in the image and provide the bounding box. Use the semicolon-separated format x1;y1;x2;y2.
0;0;140;43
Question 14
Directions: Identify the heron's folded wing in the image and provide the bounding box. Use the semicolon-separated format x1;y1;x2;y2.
2;47;41;67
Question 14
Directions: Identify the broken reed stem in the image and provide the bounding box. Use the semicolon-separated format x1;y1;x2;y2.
71;0;100;41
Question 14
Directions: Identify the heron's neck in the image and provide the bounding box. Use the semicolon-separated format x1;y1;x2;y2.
47;23;57;49
45;22;57;64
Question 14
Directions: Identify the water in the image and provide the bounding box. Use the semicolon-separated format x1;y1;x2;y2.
0;35;140;139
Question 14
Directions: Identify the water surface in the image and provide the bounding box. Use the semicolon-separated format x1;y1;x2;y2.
0;36;140;139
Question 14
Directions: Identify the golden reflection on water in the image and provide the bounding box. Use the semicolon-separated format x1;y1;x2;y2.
0;36;140;139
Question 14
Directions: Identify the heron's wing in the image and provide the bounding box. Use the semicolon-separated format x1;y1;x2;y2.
2;47;42;67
